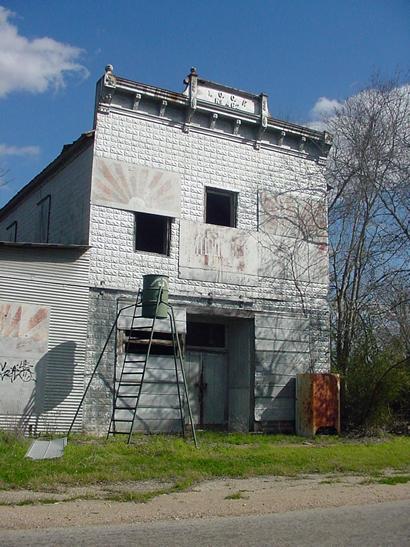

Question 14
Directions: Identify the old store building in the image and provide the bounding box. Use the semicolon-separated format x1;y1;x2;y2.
0;67;331;434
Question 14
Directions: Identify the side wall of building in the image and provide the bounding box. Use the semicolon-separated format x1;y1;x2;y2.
0;246;90;433
0;145;93;245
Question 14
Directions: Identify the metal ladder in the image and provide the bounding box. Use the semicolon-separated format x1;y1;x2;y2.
68;288;198;447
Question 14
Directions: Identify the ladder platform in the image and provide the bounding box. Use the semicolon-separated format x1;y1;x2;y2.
125;339;174;347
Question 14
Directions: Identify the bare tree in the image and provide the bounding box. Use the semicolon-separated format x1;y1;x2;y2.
326;78;410;375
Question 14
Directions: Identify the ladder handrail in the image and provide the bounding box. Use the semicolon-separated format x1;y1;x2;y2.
67;302;136;437
169;305;198;448
169;308;185;439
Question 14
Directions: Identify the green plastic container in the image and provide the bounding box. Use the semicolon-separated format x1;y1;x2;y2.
141;274;169;318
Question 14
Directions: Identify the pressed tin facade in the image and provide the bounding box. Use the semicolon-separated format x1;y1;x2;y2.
0;67;331;434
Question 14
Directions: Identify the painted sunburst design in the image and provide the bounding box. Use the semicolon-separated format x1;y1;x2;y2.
92;157;181;217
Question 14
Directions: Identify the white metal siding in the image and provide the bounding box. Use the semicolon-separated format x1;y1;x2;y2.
0;246;90;433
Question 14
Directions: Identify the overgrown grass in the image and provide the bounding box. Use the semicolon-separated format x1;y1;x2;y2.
0;431;409;491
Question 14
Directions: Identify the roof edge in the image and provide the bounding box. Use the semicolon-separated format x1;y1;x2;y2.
0;131;95;220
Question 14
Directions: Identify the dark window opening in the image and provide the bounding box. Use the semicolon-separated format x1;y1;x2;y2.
123;329;184;356
135;212;171;255
186;322;226;348
6;221;17;242
205;188;237;227
37;195;51;243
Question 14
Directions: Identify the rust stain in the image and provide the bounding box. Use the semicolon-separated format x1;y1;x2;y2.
312;373;340;433
297;373;340;435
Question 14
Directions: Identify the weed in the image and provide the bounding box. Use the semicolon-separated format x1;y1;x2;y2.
319;478;342;485
224;491;248;500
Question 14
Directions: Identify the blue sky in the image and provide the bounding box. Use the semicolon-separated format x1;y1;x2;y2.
0;0;409;207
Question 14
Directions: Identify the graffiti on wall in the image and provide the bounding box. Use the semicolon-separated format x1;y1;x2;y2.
0;302;49;415
0;360;34;383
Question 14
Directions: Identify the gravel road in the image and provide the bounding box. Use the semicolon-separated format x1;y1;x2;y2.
2;499;410;546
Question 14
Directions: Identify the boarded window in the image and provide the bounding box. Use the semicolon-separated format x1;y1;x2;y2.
135;212;171;255
37;195;51;243
205;188;237;227
122;329;184;356
186;322;226;348
6;221;17;242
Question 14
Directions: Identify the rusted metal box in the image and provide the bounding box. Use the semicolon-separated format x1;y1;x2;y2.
295;373;340;436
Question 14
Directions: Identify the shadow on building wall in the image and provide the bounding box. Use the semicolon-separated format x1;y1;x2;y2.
19;341;77;434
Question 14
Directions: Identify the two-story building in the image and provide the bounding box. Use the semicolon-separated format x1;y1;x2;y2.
0;66;331;435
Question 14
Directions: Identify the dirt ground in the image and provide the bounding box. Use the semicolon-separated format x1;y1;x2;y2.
1;474;410;531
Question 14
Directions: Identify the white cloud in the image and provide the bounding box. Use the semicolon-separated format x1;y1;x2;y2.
310;97;342;120
0;144;40;156
307;96;342;130
0;6;88;98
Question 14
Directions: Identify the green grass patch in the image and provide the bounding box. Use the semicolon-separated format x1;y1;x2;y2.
224;491;248;500
376;475;410;485
0;431;409;491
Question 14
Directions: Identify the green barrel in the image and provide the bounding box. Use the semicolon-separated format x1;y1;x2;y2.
141;274;169;318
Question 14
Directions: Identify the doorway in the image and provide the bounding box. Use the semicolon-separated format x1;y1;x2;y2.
185;316;254;431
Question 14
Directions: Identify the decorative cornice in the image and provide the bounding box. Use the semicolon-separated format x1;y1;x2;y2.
94;67;332;158
105;104;328;162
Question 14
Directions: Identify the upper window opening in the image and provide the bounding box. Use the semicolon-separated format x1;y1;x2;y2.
6;221;17;242
135;212;171;255
37;195;51;243
205;188;237;227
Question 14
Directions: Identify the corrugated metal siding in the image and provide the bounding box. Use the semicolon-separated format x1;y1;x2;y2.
0;247;90;433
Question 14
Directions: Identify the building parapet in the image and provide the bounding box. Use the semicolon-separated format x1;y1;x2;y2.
95;65;332;161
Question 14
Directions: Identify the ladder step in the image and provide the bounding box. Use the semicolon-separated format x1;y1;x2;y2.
116;394;138;398
108;431;130;435
113;419;134;423
121;371;143;375
143;380;180;385
119;382;142;386
135;405;182;410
